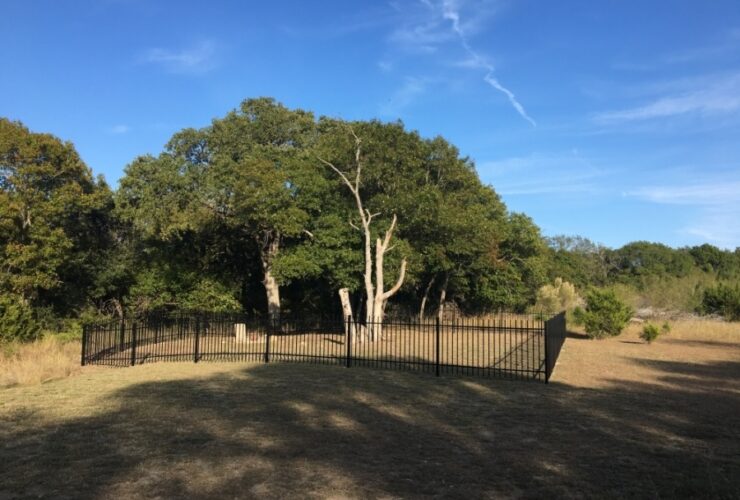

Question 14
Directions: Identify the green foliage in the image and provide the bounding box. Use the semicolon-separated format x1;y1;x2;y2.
661;322;671;334
0;118;115;319
700;283;740;321
547;235;740;315
640;323;661;344
546;235;610;288
181;279;241;313
15;100;740;333
576;289;634;339
0;294;41;343
612;241;695;280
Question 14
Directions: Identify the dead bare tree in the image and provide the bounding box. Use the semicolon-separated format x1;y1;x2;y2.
318;130;406;341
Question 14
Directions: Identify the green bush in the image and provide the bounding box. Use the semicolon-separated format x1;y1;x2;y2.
661;322;671;334
180;279;242;313
640;323;660;344
0;294;41;344
700;283;740;321
576;289;634;339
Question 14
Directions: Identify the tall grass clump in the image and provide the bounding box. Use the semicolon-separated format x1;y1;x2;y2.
533;278;582;313
0;336;81;388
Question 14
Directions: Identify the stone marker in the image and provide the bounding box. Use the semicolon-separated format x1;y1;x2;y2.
235;323;247;343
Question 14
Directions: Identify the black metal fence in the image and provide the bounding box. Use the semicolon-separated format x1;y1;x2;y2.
82;311;567;383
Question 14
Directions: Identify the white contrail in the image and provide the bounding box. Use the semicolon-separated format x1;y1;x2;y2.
440;0;536;126
483;74;537;127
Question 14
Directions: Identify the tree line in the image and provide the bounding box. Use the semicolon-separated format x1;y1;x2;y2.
1;98;739;340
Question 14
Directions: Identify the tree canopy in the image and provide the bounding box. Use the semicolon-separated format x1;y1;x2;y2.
3;98;739;341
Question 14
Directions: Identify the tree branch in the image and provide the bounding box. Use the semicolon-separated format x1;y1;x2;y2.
380;214;398;253
381;258;407;300
317;156;354;193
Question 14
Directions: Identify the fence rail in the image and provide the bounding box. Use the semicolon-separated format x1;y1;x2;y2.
82;312;567;383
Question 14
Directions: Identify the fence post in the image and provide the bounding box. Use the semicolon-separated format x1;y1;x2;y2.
130;320;137;366
544;318;550;383
435;316;441;377
81;324;88;366
119;318;126;352
154;313;160;344
194;314;201;363
346;315;352;368
264;317;271;363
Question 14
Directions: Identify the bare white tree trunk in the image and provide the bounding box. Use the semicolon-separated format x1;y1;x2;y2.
338;287;360;341
371;215;407;340
319;130;406;342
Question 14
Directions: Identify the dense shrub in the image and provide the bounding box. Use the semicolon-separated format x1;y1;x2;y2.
700;283;740;321
181;279;242;313
640;323;660;343
533;278;581;313
573;289;634;339
0;294;41;344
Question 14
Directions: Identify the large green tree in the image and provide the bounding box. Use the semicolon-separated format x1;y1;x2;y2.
117;98;323;317
0;118;113;318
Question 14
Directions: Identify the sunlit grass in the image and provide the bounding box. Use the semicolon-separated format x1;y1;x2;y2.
0;336;81;388
623;318;740;343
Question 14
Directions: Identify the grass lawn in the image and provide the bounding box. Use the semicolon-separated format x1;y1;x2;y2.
1;322;739;498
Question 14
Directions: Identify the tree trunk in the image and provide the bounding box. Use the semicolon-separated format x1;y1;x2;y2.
263;269;280;319
419;275;436;322
363;220;375;338
319;132;405;342
371;217;407;341
338;287;358;341
437;272;449;321
260;234;281;320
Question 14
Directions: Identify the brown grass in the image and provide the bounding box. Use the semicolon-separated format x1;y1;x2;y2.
626;318;740;342
1;320;739;498
0;336;82;388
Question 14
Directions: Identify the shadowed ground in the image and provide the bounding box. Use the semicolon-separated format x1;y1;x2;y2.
1;327;739;499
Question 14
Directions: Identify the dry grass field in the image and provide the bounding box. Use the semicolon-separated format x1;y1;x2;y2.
1;319;739;498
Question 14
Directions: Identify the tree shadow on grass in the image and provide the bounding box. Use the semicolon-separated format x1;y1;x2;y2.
1;357;739;499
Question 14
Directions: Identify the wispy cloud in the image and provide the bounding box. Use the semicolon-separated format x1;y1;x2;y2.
107;124;130;134
627;180;740;206
682;208;740;249
377;60;394;73
384;0;536;126
380;76;429;117
389;18;454;53
438;0;536;126
594;73;740;123
480;150;612;196
142;40;219;74
613;28;740;71
628;177;740;248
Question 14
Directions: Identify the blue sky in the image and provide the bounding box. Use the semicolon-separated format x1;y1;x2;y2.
2;0;740;249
